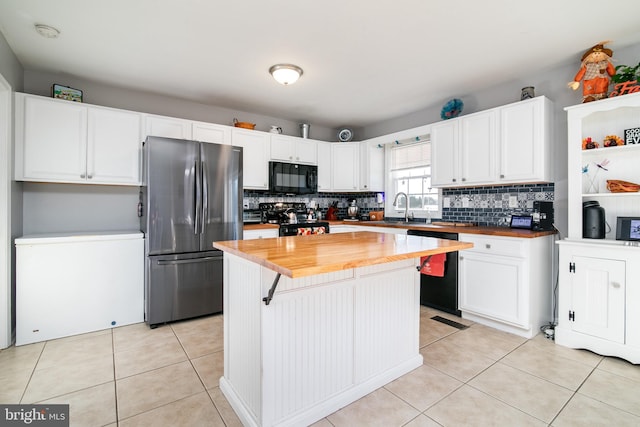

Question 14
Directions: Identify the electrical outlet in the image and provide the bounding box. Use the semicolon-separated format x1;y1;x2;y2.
462;197;469;208
509;196;518;208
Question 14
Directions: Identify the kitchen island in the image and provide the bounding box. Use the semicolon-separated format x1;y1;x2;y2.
213;231;472;427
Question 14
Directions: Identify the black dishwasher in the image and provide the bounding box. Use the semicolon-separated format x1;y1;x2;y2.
407;229;460;316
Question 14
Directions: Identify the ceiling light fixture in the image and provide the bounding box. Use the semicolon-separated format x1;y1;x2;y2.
35;24;60;38
269;64;303;85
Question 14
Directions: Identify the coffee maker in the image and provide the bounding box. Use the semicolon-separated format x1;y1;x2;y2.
583;201;605;239
532;201;554;231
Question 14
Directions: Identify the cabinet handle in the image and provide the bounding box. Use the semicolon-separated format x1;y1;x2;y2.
452;178;457;182
462;178;466;182
80;173;85;179
612;282;621;289
87;174;93;179
500;174;505;178
485;244;491;249
459;255;464;260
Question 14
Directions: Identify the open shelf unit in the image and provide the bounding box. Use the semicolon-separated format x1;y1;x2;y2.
566;92;640;241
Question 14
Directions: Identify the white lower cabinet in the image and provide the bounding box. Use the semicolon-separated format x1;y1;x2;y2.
15;232;144;346
458;233;553;338
243;228;279;240
556;241;639;363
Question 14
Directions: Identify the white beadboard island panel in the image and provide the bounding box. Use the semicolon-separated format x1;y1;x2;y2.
219;252;422;427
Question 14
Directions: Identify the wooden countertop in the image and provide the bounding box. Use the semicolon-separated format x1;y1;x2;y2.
243;221;556;238
214;231;473;278
324;221;557;238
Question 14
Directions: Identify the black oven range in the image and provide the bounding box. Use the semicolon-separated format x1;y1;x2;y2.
258;202;330;236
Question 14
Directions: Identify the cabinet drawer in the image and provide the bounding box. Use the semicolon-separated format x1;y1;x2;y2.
459;234;525;257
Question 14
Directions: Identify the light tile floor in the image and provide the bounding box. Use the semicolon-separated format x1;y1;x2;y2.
2;307;640;426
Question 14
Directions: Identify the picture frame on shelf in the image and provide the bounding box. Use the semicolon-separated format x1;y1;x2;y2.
624;127;640;145
51;84;83;102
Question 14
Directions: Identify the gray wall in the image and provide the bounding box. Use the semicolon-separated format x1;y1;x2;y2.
21;183;140;235
23;70;338;141
0;31;23;91
361;42;640;238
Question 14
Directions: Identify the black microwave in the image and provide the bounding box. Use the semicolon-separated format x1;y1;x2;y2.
269;161;318;194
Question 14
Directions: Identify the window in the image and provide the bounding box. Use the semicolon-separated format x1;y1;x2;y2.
385;141;441;218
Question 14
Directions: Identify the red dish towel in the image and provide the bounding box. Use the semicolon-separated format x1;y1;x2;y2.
419;253;446;277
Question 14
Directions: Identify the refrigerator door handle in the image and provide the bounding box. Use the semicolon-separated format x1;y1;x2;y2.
194;159;202;235
202;160;209;234
156;256;223;266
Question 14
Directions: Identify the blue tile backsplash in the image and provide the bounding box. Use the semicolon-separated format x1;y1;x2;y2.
244;183;554;226
441;183;554;226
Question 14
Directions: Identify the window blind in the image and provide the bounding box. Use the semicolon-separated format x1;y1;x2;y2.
390;142;431;171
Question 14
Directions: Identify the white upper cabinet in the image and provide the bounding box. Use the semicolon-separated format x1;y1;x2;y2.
431;96;553;188
231;128;270;190
432;110;496;187
88;107;142;184
15;93;142;185
499;96;553;183
192;121;231;145
143;114;192;140
331;142;359;191
460;110;497;185
270;134;317;164
431;120;459;186
317;141;332;192
359;140;384;192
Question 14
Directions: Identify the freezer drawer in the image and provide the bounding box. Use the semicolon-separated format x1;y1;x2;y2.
146;251;223;326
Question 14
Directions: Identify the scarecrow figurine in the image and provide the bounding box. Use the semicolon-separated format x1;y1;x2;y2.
568;41;615;102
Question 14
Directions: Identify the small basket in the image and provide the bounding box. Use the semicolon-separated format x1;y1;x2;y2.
233;118;256;130
606;180;640;193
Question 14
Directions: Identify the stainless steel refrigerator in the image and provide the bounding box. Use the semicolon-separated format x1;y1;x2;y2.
139;136;242;327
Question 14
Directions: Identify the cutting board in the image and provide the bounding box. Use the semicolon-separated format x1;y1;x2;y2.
431;221;476;227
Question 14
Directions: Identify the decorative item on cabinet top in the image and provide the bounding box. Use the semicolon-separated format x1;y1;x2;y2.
440;98;463;120
51;84;83;102
233;118;256;129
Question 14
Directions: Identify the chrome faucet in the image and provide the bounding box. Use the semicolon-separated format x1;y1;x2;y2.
393;192;410;222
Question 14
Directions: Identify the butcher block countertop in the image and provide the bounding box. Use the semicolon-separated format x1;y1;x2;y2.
243;221;556;238
214;231;473;278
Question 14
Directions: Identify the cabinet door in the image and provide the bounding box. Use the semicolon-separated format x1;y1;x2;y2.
21;95;88;182
499;99;541;182
144;115;192;139
88;107;142;184
296;138;317;164
270;135;296;162
430;120;459;187
243;229;279;240
569;256;625;343
331;143;359;191
359;141;384;192
317;142;332;191
459;251;527;327
231;129;270;189
192;121;231;145
460;111;496;184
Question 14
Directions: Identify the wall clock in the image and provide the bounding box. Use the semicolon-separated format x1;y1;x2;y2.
337;128;354;142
